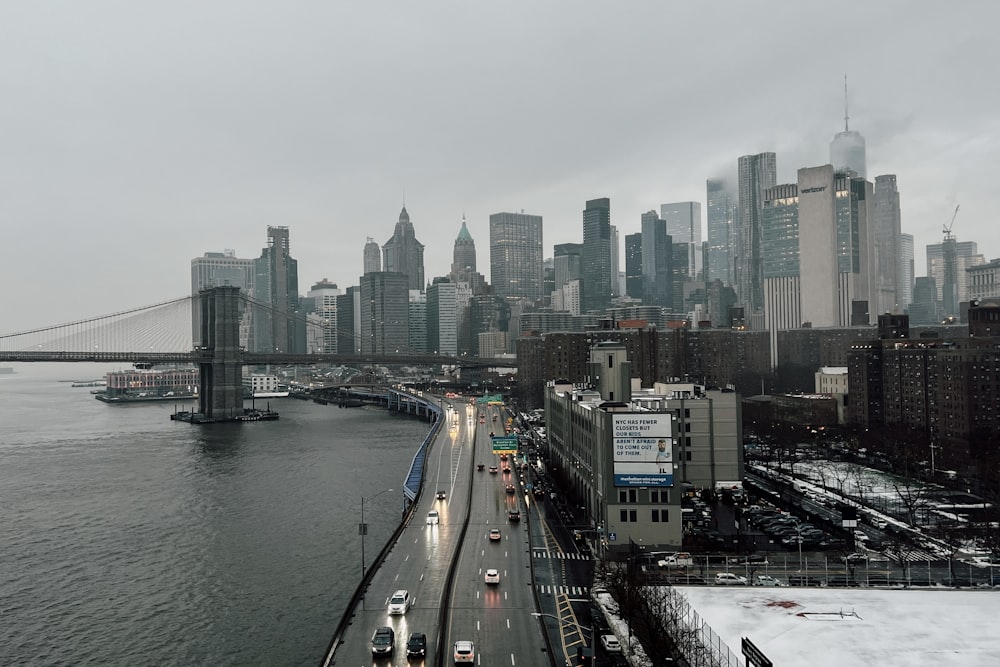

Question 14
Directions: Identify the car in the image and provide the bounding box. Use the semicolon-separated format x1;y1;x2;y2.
479;417;485;423
754;575;785;587
477;463;485;471
454;640;475;663
484;568;500;584
388;589;410;615
489;528;502;541
600;634;622;653
843;552;868;564
505;484;516;494
500;453;508;461
436;490;447;500
371;626;395;656
714;572;748;585
489;465;498;474
508;509;521;522
426;510;440;525
503;466;511;474
406;632;427;658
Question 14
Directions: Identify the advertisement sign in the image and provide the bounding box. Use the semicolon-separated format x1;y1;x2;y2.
612;414;673;487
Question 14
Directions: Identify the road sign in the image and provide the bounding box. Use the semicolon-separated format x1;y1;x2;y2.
491;435;517;453
608;532;616;541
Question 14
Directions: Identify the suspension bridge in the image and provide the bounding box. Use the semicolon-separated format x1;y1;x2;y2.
1;286;510;421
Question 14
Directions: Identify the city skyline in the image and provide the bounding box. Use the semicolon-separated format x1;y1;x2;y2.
3;2;998;329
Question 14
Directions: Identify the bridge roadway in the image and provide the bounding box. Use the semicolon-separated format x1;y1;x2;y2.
321;400;596;667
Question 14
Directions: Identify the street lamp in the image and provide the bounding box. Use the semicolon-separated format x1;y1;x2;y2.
360;488;395;578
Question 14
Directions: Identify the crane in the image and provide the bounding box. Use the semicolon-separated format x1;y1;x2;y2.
943;204;960;240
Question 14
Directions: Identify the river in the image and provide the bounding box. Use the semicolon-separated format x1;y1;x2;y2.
0;363;428;666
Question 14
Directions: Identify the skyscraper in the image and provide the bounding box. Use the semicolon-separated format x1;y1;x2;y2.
706;179;736;285
363;237;381;275
190;249;255;349
382;206;425;292
489;211;544;302
427;280;458;355
306;279;341;354
873;175;902;314
640;210;671;308
609;224;621;297
898;233;914;309
254;226;304;353
359;271;409;355
834;172;876;325
736;152;777;320
926;238;985;317
830;78;867;178
451;215;477;278
581;197;613;314
624;233;643;299
553;243;582;294
660;202;702;278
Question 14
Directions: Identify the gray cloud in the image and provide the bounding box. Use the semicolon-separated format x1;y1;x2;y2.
2;0;997;330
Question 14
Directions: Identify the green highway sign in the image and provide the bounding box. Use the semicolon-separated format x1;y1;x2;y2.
477;394;503;404
491;435;518;453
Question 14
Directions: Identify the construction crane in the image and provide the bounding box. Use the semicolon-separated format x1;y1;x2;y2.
943;204;960;240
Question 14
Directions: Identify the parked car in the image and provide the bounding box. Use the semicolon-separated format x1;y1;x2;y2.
453;640;475;663
600;635;622;653
371;626;395;656
754;575;785;587
714;572;748;585
406;632;427;658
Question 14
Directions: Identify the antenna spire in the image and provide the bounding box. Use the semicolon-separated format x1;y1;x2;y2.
843;74;850;132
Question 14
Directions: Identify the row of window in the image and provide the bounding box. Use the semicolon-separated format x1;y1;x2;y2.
618;489;673;503
619;509;670;522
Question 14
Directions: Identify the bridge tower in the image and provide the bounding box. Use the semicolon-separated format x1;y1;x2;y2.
197;286;244;418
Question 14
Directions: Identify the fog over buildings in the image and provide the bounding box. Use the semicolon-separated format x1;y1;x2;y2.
2;1;998;329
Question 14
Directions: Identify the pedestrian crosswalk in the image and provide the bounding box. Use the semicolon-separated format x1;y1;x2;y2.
532;550;589;560
535;584;590;596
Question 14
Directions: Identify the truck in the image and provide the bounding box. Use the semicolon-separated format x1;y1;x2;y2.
657;552;694;568
714;480;744;501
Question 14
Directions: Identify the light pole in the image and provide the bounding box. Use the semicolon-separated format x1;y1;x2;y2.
360;488;395;578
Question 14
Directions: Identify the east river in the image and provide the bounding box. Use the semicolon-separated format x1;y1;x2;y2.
0;363;428;666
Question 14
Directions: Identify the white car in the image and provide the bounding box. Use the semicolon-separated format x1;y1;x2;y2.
600;634;621;653
714;572;748;585
484;568;500;585
426;510;439;525
754;575;785;587
454;640;475;663
387;589;410;615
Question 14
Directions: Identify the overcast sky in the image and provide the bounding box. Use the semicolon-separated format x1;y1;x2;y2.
3;1;997;332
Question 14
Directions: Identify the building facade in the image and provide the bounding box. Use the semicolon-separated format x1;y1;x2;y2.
736;152;777;321
382;207;425;292
489;211;544;302
582;198;613;314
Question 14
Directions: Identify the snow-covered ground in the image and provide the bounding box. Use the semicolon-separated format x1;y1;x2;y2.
680;586;1000;666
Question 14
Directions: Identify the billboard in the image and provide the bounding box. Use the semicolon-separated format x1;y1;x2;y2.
612;414;673;487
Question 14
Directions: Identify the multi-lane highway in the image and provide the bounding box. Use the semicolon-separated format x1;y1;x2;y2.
321;399;594;667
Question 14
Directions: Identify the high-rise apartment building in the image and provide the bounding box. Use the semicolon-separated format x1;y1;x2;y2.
581;198;613;314
873;175;902;314
640;210;671;308
336;287;359;355
609;225;620;297
968;259;1000;301
898;233;914;310
661;202;702;278
382;207;425;292
736;152;777;321
408;290;427;353
363;237;381;274
254;226;304;353
489;211;544;302
706;179;736;286
834;173;876;326
761;182;802;360
359;272;410;355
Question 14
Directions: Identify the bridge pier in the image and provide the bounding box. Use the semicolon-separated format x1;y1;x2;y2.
197;286;244;419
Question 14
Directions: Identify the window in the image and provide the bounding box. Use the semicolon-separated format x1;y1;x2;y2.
685;451;693;461
618;489;637;503
651;490;670;503
619;509;637;522
651;509;668;522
